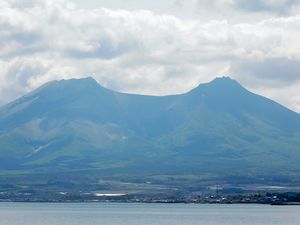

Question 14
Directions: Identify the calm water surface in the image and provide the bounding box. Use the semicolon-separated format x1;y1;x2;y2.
0;202;299;225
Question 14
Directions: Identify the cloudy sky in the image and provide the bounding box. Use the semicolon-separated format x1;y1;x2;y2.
1;0;300;112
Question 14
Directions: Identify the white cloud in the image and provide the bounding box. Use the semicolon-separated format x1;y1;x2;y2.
0;0;300;112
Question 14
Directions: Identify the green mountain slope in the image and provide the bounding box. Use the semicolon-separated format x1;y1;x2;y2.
1;76;300;188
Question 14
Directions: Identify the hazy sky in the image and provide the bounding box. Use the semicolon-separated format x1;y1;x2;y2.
1;0;300;112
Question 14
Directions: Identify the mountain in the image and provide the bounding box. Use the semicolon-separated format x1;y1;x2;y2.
1;76;300;192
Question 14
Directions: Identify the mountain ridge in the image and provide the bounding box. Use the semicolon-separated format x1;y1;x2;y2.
0;76;300;189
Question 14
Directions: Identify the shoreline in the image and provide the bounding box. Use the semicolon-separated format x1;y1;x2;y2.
0;201;299;205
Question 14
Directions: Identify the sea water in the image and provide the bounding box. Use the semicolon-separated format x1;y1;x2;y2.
0;202;299;225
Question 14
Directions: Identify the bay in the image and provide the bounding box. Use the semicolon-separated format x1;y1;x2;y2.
0;203;299;225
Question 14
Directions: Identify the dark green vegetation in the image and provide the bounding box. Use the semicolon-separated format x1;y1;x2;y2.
1;76;300;197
